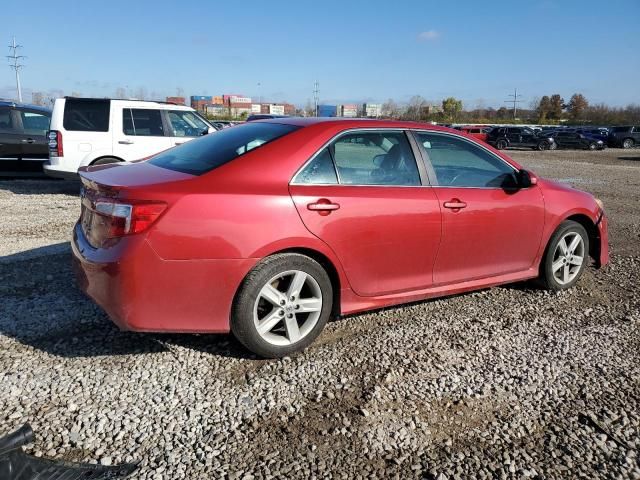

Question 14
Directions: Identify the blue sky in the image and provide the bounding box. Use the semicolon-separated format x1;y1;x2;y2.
2;0;639;108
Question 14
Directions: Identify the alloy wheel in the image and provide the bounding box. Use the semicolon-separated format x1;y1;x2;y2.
253;270;323;346
551;232;585;285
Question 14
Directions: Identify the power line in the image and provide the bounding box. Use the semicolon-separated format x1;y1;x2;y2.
504;88;523;119
313;80;319;117
7;36;25;103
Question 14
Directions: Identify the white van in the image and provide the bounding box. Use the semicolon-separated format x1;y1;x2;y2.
44;97;216;178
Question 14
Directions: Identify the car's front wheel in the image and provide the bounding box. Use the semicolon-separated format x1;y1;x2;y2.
231;253;333;358
537;141;550;151
622;138;634;149
496;139;508;150
588;142;597;151
538;220;589;291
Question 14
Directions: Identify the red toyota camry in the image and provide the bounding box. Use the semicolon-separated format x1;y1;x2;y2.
72;118;609;358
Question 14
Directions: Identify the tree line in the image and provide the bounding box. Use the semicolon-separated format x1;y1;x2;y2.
376;94;640;125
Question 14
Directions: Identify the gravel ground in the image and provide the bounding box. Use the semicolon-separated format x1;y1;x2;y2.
0;149;638;479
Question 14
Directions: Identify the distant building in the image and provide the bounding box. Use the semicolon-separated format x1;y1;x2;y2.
318;105;337;117
166;96;186;105
190;95;212;112
363;103;382;118
206;104;228;117
339;104;358;118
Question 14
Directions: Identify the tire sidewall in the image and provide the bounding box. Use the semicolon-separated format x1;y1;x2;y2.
542;220;590;291
496;139;507;150
231;253;333;358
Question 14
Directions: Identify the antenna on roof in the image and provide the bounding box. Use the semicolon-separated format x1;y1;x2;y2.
7;36;25;103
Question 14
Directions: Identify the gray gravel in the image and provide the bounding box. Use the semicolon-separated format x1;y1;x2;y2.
0;150;639;479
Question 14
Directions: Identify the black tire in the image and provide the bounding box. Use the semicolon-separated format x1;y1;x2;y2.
91;157;122;166
496;139;508;150
537;141;550;151
231;253;333;358
622;138;634;149
538;220;590;291
588;142;597;151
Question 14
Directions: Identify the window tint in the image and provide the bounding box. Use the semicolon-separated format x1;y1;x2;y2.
507;128;521;134
122;109;165;136
20;111;50;135
415;132;516;188
0;108;14;131
167;110;209;137
293;148;338;184
149;122;299;175
331;131;420;186
63;99;110;132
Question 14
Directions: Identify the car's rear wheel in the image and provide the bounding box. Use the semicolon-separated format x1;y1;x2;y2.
538;220;589;291
622;138;634;149
496;139;508;150
537;141;550;151
91;157;122;166
231;253;333;358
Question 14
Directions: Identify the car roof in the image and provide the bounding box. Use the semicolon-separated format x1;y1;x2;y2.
0;100;52;113
64;96;192;109
257;117;456;133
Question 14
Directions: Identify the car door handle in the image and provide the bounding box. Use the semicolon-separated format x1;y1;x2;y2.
174;142;185;145
21;138;35;144
443;199;467;210
307;199;340;214
118;140;135;145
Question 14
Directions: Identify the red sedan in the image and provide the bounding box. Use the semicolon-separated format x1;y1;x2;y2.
72;119;609;358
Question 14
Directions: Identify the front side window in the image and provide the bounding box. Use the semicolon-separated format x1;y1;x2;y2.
149;122;299;175
167;110;209;137
20;111;50;136
0;107;14;132
123;109;165;136
415;132;516;188
63;99;110;132
507;128;521;134
330;131;421;186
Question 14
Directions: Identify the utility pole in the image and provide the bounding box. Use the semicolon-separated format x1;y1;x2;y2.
7;37;25;102
313;80;319;117
504;88;523;120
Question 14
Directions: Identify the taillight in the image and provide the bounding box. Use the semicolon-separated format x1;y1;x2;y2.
48;130;63;157
82;198;167;248
94;200;167;237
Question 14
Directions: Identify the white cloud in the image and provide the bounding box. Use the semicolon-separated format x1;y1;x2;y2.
417;30;440;41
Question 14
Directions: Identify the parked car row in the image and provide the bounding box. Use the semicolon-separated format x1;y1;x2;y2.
454;123;640;151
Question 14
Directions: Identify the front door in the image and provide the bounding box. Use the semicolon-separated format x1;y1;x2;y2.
290;130;442;297
165;109;211;148
113;108;171;161
413;131;545;286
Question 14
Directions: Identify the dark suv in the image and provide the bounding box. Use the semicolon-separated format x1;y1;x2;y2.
608;126;640;149
486;126;554;151
0;101;51;175
549;131;605;150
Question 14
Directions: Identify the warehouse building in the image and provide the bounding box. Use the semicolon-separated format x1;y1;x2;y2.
363;103;382;118
166;96;186;105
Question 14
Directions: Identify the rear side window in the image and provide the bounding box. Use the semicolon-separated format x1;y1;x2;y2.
149;122;299;175
63;99;110;132
293;148;338;184
123;109;165;136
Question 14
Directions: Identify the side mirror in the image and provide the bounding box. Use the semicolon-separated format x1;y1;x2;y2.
516;169;536;188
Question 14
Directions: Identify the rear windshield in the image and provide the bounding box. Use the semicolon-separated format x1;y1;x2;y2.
149;122;300;175
63;99;110;132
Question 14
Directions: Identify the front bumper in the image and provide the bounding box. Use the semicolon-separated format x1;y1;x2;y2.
596;211;610;267
71;223;257;333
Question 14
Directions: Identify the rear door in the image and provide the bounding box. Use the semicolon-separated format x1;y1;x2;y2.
113;108;172;160
413;131;544;285
506;128;521;146
290;129;442;297
16;108;50;162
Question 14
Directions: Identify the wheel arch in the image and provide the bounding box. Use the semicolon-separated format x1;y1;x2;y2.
260;247;342;318
89;155;125;166
565;213;601;265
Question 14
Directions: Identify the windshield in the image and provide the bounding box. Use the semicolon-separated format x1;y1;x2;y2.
149;122;300;175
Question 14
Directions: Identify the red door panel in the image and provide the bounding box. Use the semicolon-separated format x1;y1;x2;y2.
432;187;545;285
290;185;442;297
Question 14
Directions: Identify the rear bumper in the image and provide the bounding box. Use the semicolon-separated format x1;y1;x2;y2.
44;157;79;179
71;223;257;333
